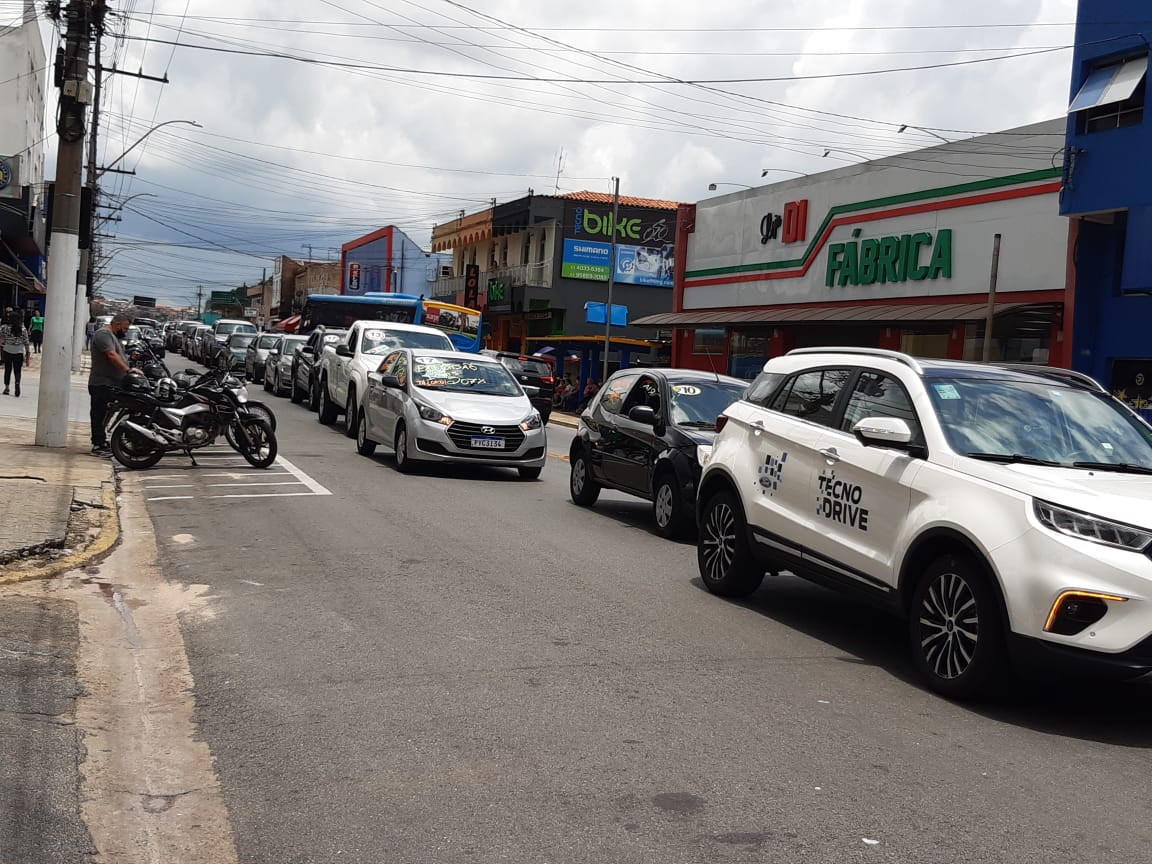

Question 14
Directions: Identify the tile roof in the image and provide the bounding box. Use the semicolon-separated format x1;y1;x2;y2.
561;190;682;210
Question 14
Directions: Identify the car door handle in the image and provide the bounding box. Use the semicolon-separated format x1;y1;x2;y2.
819;447;841;463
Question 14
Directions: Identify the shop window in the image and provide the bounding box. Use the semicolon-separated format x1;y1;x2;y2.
900;331;950;359
729;328;770;379
692;328;725;355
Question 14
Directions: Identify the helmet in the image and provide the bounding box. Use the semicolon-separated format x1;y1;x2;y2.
121;372;151;393
155;377;178;401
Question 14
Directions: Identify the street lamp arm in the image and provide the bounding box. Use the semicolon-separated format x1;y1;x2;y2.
761;168;808;178
707;181;754;191
99;120;202;175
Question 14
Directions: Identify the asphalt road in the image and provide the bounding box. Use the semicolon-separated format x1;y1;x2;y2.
138;368;1152;864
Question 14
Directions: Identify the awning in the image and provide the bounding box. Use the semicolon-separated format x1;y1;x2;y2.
631;302;1045;328
1069;55;1148;113
275;315;301;333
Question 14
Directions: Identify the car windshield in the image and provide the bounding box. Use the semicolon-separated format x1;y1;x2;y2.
124;327;140;342
217;322;255;336
411;357;521;396
278;337;305;354
669;380;747;427
229;334;256;348
363;328;452;355
927;376;1152;468
257;334;280;349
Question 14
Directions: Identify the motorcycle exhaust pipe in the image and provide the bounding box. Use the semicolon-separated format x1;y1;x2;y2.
122;420;170;445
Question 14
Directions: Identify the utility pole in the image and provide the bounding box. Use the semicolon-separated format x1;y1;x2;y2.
74;0;107;372
196;285;204;319
981;234;1002;362
602;176;620;383
37;0;93;447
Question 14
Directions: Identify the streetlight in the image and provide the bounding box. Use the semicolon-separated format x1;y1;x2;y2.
822;148;870;161
761;168;808;178
98;192;158;212
98;120;202;176
898;124;952;144
707;181;753;191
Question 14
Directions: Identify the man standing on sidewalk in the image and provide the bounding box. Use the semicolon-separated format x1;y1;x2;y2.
29;311;44;354
89;313;132;457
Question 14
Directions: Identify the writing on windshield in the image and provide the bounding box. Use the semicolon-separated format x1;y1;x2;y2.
412;358;519;395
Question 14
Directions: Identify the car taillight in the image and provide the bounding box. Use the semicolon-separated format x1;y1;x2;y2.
541;376;554;384
715;415;729;433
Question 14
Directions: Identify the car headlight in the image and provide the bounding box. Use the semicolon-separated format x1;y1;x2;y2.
519;413;542;431
1034;499;1152;552
418;403;453;426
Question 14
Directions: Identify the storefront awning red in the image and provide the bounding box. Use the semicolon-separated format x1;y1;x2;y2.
275;315;301;333
632;302;1051;328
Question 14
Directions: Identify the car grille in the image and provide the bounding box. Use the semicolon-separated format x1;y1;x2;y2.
419;440;543;461
445;421;526;451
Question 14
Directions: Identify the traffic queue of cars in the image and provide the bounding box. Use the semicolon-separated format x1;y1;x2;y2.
175;322;1152;699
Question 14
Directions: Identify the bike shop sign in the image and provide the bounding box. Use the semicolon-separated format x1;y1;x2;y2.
561;202;677;287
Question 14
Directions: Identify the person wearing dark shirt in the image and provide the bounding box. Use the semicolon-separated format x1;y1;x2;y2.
87;313;132;456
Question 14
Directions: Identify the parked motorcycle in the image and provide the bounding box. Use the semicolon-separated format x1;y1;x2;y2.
106;370;278;470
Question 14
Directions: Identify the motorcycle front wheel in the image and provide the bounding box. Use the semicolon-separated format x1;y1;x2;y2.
233;418;278;469
110;423;165;469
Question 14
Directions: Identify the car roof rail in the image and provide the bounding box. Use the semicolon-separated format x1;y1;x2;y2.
992;363;1107;392
786;346;923;374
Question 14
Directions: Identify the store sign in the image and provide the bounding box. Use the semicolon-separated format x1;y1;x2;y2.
487;278;511;313
761;199;808;245
562;202;676;288
826;228;953;288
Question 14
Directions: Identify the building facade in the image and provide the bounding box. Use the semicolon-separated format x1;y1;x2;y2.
1060;0;1152;407
430;191;679;371
0;4;47;310
634;121;1071;378
340;226;449;299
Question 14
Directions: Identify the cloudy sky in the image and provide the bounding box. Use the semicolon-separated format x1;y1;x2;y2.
5;0;1080;307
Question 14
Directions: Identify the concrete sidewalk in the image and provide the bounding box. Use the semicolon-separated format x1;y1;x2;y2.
0;356;118;583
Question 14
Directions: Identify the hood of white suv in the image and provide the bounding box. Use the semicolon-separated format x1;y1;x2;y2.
961;461;1152;527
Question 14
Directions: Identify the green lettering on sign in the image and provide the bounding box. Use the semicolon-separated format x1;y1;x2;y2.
826;228;954;288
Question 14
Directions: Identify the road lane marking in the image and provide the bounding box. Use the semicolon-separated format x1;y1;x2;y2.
205;492;320;499
275;454;332;496
548;452;570;461
205;481;305;488
147;496;195;502
143;484;196;490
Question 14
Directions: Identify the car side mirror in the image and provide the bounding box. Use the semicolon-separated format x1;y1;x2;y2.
335;344;353;358
381;375;403;389
522;384;540;397
853;417;920;454
299;345;314;356
628;405;658;426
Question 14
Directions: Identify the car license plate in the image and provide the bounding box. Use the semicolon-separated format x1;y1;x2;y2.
471;436;505;449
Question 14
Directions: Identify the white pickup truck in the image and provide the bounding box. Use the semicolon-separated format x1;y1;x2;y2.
316;320;455;436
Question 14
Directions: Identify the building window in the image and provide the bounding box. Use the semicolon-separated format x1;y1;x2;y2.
692;328;725;355
1085;78;1145;132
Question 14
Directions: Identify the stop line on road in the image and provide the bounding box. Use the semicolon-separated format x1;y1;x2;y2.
121;444;332;502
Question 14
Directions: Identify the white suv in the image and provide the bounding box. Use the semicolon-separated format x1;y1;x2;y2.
697;348;1152;699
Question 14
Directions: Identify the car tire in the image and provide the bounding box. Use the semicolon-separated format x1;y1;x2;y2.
393;423;415;474
909;553;1006;701
568;448;600;506
344;391;358;439
263;372;271;392
290;373;304;404
309;378;320;413
653;471;690;540
697;489;763;597
518;466;542;480
317;378;338;425
356;414;377;457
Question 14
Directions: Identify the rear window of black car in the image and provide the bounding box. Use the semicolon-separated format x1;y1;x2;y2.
499;356;551;378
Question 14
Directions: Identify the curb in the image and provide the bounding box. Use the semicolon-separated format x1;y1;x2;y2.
0;480;122;585
549;414;580;430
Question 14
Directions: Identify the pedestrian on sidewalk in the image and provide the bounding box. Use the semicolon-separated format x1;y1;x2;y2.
29;311;44;354
84;316;96;350
0;311;31;397
88;313;132;457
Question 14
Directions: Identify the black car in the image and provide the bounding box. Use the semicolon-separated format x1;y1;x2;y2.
568;369;748;538
290;326;347;408
217;333;256;373
482;351;555;423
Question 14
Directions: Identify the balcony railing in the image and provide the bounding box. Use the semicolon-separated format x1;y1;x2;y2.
429;261;553;301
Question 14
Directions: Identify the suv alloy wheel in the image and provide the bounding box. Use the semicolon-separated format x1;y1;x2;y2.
698;490;763;597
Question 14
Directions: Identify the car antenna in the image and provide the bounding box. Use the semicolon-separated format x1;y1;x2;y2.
703;349;721;383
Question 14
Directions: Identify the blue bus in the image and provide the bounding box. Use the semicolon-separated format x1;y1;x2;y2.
300;293;483;352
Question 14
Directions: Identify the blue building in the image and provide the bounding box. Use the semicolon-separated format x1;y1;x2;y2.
1062;0;1152;405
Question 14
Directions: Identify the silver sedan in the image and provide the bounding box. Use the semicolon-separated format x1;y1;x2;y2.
355;348;547;480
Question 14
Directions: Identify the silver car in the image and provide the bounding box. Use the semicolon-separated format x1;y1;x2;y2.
355;348;547;480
